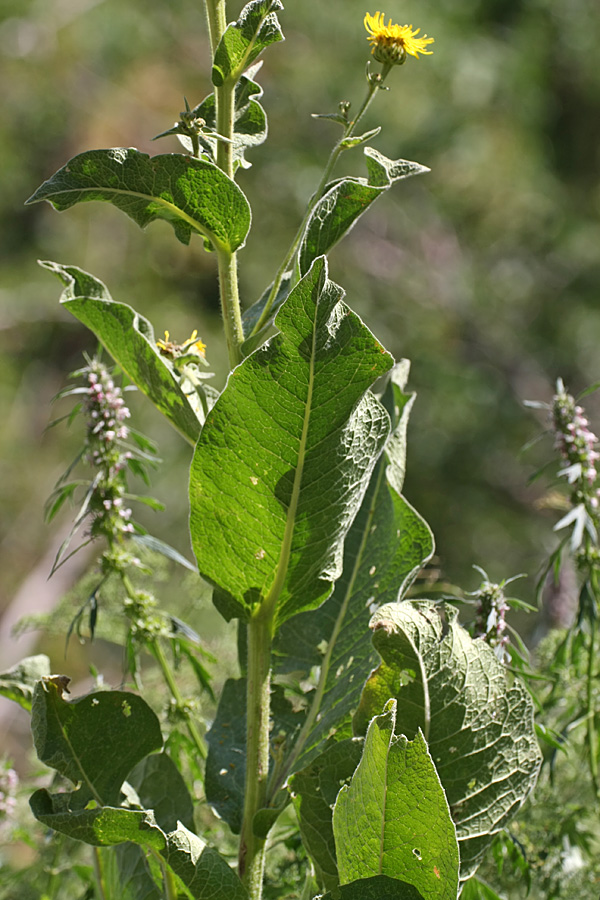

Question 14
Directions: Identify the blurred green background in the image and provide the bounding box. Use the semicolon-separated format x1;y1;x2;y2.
1;0;600;678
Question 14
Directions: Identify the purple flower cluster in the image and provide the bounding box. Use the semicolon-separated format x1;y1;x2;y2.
551;379;600;553
0;763;18;821
83;360;134;540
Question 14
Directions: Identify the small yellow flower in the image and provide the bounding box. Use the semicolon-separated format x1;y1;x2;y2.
364;11;434;65
156;329;206;359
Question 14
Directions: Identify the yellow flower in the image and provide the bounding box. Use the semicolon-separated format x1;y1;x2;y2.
156;329;206;358
364;11;434;65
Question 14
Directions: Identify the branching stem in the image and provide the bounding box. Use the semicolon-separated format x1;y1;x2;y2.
251;63;392;337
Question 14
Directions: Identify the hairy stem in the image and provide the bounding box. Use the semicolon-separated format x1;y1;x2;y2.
217;248;244;368
203;0;226;57
238;614;273;900
251;63;391;337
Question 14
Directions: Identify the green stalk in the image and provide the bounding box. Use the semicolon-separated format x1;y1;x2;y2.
120;571;207;761
586;611;600;801
251;63;392;337
217;247;244;368
203;0;226;57
92;847;108;900
238;613;273;899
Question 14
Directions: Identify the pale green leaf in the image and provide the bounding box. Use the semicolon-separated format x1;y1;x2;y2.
271;362;433;770
41;261;205;444
333;701;459;900
0;655;51;711
27;149;251;252
189;256;393;629
212;0;284;87
354;602;543;880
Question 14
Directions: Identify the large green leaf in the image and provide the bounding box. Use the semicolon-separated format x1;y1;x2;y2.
271;363;433;770
30;798;248;900
31;679;163;809
318;875;425;900
0;654;50;711
333;701;459;900
126;752;195;834
298;149;429;277
26;149;251;252
354;602;543;880
41;261;206;444
189;256;393;628
29;680;246;900
212;0;284;87
289;738;363;892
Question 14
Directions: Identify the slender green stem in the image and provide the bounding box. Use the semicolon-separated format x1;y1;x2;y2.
203;0;226;57
217;247;244;368
251;63;392;337
216;77;236;179
586;613;600;800
151;637;208;761
120;571;207;762
92;847;108;900
238;614;273;900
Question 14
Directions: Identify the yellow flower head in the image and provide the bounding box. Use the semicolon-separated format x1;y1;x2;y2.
156;329;206;359
364;11;434;65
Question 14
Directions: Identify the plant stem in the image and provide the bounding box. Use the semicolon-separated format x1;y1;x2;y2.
151;637;207;761
92;847;108;900
251;63;392;337
120;571;207;761
203;0;226;57
238;614;273;900
217;248;244;368
586;613;600;800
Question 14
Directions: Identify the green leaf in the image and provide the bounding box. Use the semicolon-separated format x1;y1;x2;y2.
41;261;204;444
204;679;247;834
31;679;163;809
212;0;284;87
289;738;364;892
27;149;251;252
298;148;429;277
0;655;51;711
333;701;459;900
459;877;504;900
126;752;195;833
29;797;248;900
318;875;425;900
190;256;393;628
354;602;543;880
181;65;268;171
339;127;382;149
272;362;433;768
240;271;292;356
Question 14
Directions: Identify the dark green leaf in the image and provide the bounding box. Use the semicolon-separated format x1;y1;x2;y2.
354;602;543;880
29;797;248;900
333;701;459;899
190;256;393;629
41;261;204;444
204;679;247;834
212;0;284;87
0;655;51;711
289;739;363;892
298;149;429;277
31;679;163;809
240;271;292;355
459;877;504;900
27;149;250;252
126;752;195;833
318;875;425;900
